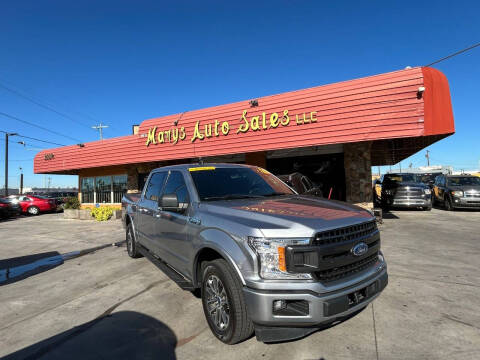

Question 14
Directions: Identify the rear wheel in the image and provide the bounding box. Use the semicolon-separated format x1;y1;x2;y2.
126;223;142;258
27;206;40;215
201;259;253;344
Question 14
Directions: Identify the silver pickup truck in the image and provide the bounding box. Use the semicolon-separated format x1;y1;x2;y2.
122;163;387;344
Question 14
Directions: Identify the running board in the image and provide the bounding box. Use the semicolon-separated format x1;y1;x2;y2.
137;245;195;291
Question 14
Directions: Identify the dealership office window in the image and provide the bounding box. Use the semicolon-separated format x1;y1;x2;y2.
113;175;128;203
81;177;94;203
80;175;127;203
96;176;112;203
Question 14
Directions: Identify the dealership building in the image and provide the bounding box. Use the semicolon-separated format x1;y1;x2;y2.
34;67;455;207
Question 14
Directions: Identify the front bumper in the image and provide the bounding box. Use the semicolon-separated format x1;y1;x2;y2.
390;197;431;208
451;197;480;208
243;269;388;341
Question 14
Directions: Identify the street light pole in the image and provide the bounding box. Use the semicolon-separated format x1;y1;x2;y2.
4;133;7;196
4;132;17;197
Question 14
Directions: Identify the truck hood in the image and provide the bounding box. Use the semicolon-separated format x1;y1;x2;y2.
200;195;373;238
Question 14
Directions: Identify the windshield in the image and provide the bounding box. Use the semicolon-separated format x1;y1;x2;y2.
384;174;416;183
447;177;480;186
189;166;295;201
415;174;439;183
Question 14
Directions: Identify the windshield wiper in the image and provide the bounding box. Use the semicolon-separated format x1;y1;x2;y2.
203;194;263;201
261;192;290;197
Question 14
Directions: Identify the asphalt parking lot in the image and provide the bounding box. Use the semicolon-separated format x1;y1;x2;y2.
1;209;479;360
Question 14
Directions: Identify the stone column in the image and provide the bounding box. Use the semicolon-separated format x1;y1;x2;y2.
344;142;373;209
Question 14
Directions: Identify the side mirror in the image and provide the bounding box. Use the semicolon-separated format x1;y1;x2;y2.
159;193;181;212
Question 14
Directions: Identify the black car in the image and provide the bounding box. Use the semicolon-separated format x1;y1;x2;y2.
277;172;323;197
433;174;480;210
0;198;21;218
374;173;432;210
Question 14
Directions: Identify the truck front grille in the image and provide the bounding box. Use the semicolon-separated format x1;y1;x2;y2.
311;220;380;283
395;187;424;198
313;220;377;246
314;252;379;282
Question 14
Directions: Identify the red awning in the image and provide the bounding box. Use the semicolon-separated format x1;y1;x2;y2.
34;66;454;174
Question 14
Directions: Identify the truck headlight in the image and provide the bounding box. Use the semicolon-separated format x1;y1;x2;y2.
424;188;431;195
451;190;463;197
248;237;312;280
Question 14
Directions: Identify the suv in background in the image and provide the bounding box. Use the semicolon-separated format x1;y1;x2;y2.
374;173;432;210
433;174;480;210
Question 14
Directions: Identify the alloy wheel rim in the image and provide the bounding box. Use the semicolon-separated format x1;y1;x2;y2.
205;274;230;331
127;230;133;254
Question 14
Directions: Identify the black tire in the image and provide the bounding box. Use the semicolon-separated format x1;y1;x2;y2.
27;206;40;216
126;223;142;258
423;206;432;211
201;259;253;344
444;196;453;211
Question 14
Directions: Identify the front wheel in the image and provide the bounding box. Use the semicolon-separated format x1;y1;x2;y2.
27;206;40;215
201;259;253;344
444;197;453;211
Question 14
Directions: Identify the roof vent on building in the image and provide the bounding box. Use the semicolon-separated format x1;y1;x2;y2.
249;99;258;107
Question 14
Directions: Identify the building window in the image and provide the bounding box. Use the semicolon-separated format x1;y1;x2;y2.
95;176;112;203
113;175;128;203
81;177;94;203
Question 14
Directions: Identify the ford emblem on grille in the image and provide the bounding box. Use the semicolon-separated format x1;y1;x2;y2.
352;242;368;256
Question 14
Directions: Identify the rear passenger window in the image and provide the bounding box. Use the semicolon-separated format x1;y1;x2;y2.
144;172;167;202
163;171;190;209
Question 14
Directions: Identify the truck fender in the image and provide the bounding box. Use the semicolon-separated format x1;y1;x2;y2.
193;230;253;287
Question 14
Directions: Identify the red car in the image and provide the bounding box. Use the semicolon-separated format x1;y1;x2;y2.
8;195;57;215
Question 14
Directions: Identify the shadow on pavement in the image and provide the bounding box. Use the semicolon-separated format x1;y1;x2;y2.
3;311;177;360
0;252;63;286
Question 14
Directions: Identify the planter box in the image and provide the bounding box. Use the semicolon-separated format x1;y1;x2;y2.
63;209;79;219
64;208;121;220
63;209;93;220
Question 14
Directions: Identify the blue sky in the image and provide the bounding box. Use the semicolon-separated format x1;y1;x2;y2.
1;1;479;188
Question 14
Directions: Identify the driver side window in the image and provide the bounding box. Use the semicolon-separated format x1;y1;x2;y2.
163;171;190;210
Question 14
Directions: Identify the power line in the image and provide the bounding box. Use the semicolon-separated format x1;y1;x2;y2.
0;112;82;143
425;42;480;67
0;81;93;129
0;130;67;147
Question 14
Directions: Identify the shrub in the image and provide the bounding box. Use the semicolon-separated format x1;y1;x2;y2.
90;206;114;221
64;197;80;209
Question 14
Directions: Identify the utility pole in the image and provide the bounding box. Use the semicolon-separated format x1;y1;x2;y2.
92;122;109;140
19;167;23;194
425;150;430;167
399;162;402;172
4;132;17;197
47;177;51;193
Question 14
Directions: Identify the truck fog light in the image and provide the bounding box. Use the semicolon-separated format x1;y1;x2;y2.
273;300;286;311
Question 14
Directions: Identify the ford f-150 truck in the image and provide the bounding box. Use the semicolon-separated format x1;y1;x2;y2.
122;163;387;344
